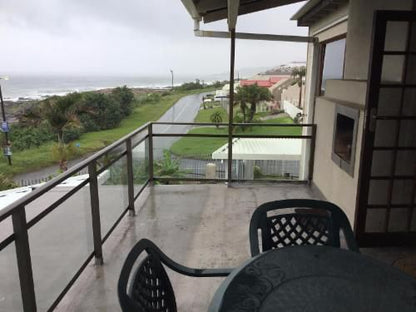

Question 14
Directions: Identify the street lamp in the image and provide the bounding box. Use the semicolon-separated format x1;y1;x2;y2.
0;76;11;165
170;69;174;90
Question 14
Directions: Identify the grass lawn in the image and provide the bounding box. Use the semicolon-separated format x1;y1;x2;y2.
0;88;213;177
195;106;229;123
170;116;301;158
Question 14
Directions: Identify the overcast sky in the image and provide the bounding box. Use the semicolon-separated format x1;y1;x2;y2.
0;1;308;77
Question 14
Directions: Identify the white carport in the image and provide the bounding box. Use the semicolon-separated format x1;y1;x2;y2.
212;138;302;179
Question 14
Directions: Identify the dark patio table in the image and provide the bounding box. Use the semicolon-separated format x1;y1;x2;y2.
209;245;416;312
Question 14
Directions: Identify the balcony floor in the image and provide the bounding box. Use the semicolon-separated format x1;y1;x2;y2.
55;183;322;312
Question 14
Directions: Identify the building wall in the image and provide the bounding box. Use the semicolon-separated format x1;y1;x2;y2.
344;0;414;80
313;80;366;224
281;84;305;108
303;0;415;227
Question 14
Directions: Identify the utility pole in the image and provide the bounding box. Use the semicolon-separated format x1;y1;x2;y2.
0;77;12;165
170;69;174;90
170;70;174;122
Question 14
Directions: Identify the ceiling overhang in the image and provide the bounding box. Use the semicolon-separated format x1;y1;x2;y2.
181;0;306;25
291;0;348;26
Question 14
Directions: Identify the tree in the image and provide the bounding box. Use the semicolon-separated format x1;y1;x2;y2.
42;93;82;143
111;86;135;117
291;66;306;108
235;84;272;123
79;93;122;130
51;142;76;172
210;111;223;128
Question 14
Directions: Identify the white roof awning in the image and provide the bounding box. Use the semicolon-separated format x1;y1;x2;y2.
212;138;302;161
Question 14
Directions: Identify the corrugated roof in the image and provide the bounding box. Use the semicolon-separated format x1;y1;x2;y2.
212;138;302;160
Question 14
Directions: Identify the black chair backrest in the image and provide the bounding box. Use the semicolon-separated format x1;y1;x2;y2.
118;240;177;312
249;199;359;256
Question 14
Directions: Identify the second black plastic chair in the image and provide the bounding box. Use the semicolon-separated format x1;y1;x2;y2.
118;239;233;312
249;199;359;256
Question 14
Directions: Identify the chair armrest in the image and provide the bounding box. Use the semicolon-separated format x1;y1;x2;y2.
141;239;234;277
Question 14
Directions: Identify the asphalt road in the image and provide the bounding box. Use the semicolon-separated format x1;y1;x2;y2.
152;92;209;159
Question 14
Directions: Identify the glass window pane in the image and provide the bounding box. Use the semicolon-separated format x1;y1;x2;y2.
410;22;416;52
321;38;346;94
381;55;405;84
388;208;408;232
392;180;414;205
365;209;386;232
384;21;409;51
371;151;393;177
399;121;416;147
403;88;416;116
378;88;402;116
374;120;398;147
395;151;416;176
406;55;416;84
368;180;389;205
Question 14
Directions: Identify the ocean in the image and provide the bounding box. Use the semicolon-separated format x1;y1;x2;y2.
0;74;221;102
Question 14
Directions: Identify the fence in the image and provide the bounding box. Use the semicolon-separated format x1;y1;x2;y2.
0;121;316;312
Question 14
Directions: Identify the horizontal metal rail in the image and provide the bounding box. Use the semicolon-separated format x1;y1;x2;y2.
153;121;315;127
152;133;312;139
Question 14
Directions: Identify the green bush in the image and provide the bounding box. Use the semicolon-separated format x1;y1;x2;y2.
0;173;17;191
253;165;263;179
62;126;82;143
9;124;55;150
80;93;122;130
111;86;134;117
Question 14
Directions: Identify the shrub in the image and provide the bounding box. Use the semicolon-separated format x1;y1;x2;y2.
253;166;263;179
111;86;134;117
80;93;122;130
0;173;17;191
9;124;55;150
62;127;82;143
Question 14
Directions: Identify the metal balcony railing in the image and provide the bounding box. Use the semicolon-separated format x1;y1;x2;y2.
0;121;316;312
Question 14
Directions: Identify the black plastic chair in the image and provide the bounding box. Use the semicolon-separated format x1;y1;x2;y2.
249;199;359;256
118;239;233;312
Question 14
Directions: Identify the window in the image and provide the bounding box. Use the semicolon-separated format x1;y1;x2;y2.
332;104;359;176
320;38;346;94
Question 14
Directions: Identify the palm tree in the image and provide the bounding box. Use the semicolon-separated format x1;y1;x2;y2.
42;93;82;143
210;111;223;128
235;84;272;123
291;66;306;108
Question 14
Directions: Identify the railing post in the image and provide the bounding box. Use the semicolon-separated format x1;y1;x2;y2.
227;29;236;185
308;124;317;184
148;123;154;182
12;207;37;312
126;138;135;216
88;161;103;265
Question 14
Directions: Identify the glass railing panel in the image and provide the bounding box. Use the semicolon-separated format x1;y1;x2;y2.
98;155;129;238
28;185;93;311
25;169;91;224
231;123;304;182
153;134;228;181
132;138;149;195
0;243;23;311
